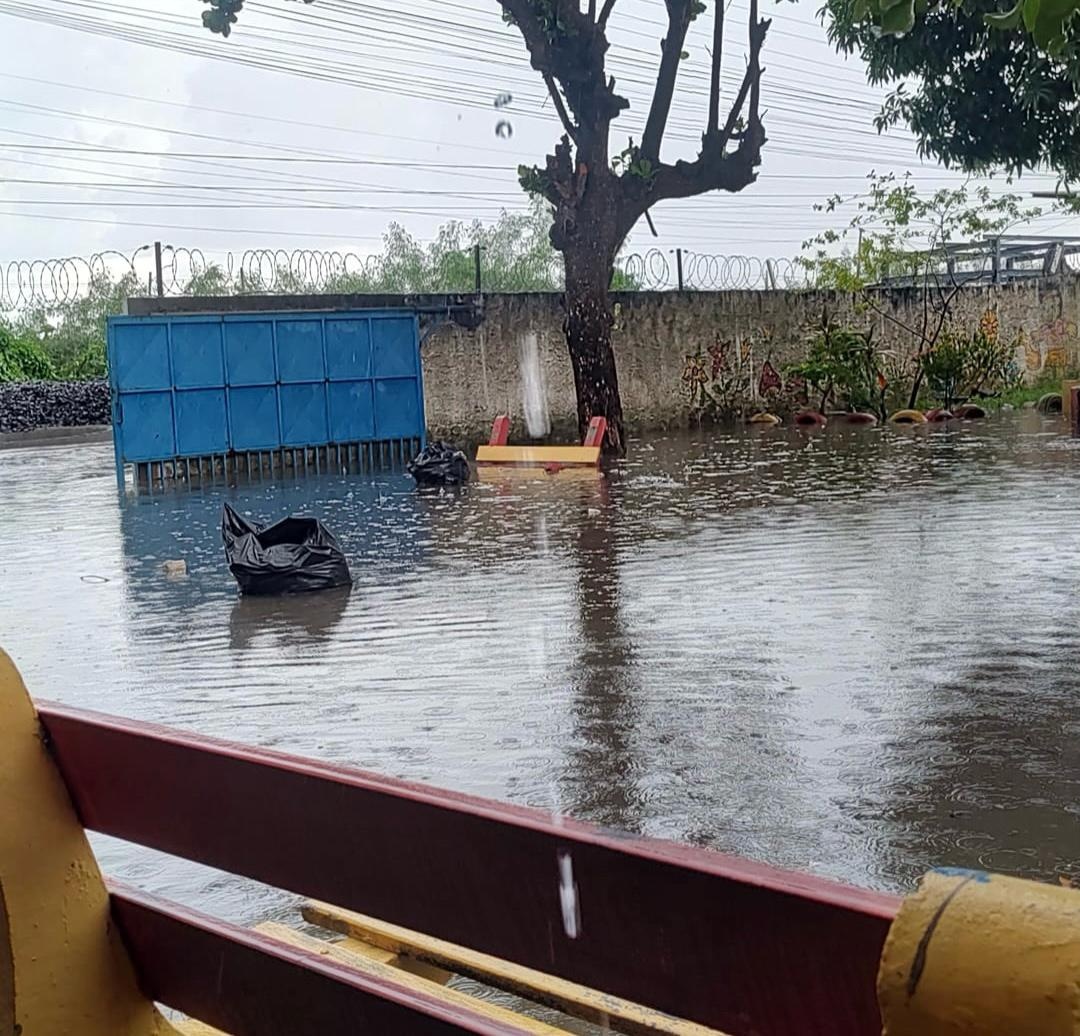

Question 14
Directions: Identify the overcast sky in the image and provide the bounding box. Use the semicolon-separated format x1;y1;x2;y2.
0;0;1072;282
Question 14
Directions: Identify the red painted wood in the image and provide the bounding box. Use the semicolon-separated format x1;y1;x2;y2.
489;415;511;447
583;417;607;448
38;702;898;1036
107;882;535;1035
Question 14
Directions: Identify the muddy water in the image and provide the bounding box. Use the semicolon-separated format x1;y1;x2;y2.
3;412;1080;925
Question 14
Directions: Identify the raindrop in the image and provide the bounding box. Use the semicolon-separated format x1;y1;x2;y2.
557;850;581;939
495;120;514;140
494;91;513;109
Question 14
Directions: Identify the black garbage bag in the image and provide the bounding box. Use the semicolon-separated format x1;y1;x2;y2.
407;441;470;486
221;503;352;596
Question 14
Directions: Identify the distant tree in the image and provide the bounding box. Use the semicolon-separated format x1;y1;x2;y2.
0;323;56;383
801;173;1043;407
825;0;1080;181
800;173;1045;291
199;0;773;454
14;272;138;380
324;200;639;293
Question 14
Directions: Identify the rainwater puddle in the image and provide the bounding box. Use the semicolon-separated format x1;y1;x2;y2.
2;411;1079;922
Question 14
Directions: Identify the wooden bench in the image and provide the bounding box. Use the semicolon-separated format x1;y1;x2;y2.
476;416;607;471
0;647;984;1036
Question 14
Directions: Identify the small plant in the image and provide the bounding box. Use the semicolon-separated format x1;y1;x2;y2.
786;313;887;418
920;322;1022;410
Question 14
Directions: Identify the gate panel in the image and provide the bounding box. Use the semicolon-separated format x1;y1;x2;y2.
328;381;375;442
325;319;371;379
224;322;276;385
175;389;229;456
171;322;224;389
113;323;170;391
228;387;280;451
372;317;418;378
119;393;175;461
108;308;424;489
276;321;325;383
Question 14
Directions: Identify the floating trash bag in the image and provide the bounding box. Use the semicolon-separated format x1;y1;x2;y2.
222;503;352;596
407;441;471;486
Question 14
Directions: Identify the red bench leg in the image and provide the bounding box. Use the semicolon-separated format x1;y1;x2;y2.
489;415;510;447
583;416;607;448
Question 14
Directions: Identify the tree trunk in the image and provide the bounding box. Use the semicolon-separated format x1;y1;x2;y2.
563;244;625;456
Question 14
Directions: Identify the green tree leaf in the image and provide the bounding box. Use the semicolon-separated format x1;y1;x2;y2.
984;1;1024;27
880;0;916;34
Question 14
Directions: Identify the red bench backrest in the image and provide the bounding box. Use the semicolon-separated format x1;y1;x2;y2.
35;700;895;1036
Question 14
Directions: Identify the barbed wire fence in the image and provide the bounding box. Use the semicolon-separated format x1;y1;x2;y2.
10;236;1079;313
1;243;813;313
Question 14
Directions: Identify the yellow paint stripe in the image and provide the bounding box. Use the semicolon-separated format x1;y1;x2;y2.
254;922;568;1035
173;1022;228;1036
475;446;601;466
302;901;728;1036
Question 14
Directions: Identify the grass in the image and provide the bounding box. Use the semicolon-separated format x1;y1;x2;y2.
989;373;1077;411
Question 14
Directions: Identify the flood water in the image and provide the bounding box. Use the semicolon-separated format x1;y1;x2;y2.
3;412;1080;926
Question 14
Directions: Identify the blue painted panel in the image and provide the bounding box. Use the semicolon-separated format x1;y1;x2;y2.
175;389;229;455
328;381;375;442
325;318;371;379
109;308;423;486
113;323;170;391
374;378;421;438
280;383;329;446
119;392;175;460
276;320;325;382
228;387;280;449
224;321;275;385
171;322;224;388
372;317;417;378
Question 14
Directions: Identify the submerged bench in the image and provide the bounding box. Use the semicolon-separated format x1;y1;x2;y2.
2;649;1076;1036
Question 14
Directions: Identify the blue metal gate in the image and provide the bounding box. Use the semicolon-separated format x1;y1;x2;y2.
107;309;425;489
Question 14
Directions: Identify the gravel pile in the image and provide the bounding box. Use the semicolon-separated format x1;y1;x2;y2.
0;380;111;433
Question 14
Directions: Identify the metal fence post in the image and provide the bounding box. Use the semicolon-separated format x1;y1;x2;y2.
473;244;482;294
675;248;685;291
154;241;164;298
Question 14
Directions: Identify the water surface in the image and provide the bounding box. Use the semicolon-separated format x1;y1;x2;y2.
2;412;1079;924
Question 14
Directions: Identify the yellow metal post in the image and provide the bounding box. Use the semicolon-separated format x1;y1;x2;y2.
879;868;1080;1035
0;650;178;1035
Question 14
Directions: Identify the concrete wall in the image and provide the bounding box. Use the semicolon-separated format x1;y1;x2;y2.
128;279;1080;440
421;280;1080;438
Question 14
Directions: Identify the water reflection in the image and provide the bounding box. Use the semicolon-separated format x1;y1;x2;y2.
229;586;352;651
561;479;646;832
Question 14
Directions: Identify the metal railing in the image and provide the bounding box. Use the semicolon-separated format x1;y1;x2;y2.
872;236;1080;288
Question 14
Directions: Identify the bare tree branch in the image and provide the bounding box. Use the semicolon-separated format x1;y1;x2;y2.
641;1;694;160
748;0;763;134
708;0;725;133
625;10;768;224
598;0;618;29
543;71;578;142
717;57;756;149
588;0;597;19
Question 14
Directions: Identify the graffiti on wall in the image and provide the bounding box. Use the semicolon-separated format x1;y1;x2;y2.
1021;317;1079;373
681;328;805;418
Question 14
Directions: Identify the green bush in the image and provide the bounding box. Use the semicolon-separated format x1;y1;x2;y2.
787;314;886;417
0;324;56;383
920;325;1021;410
